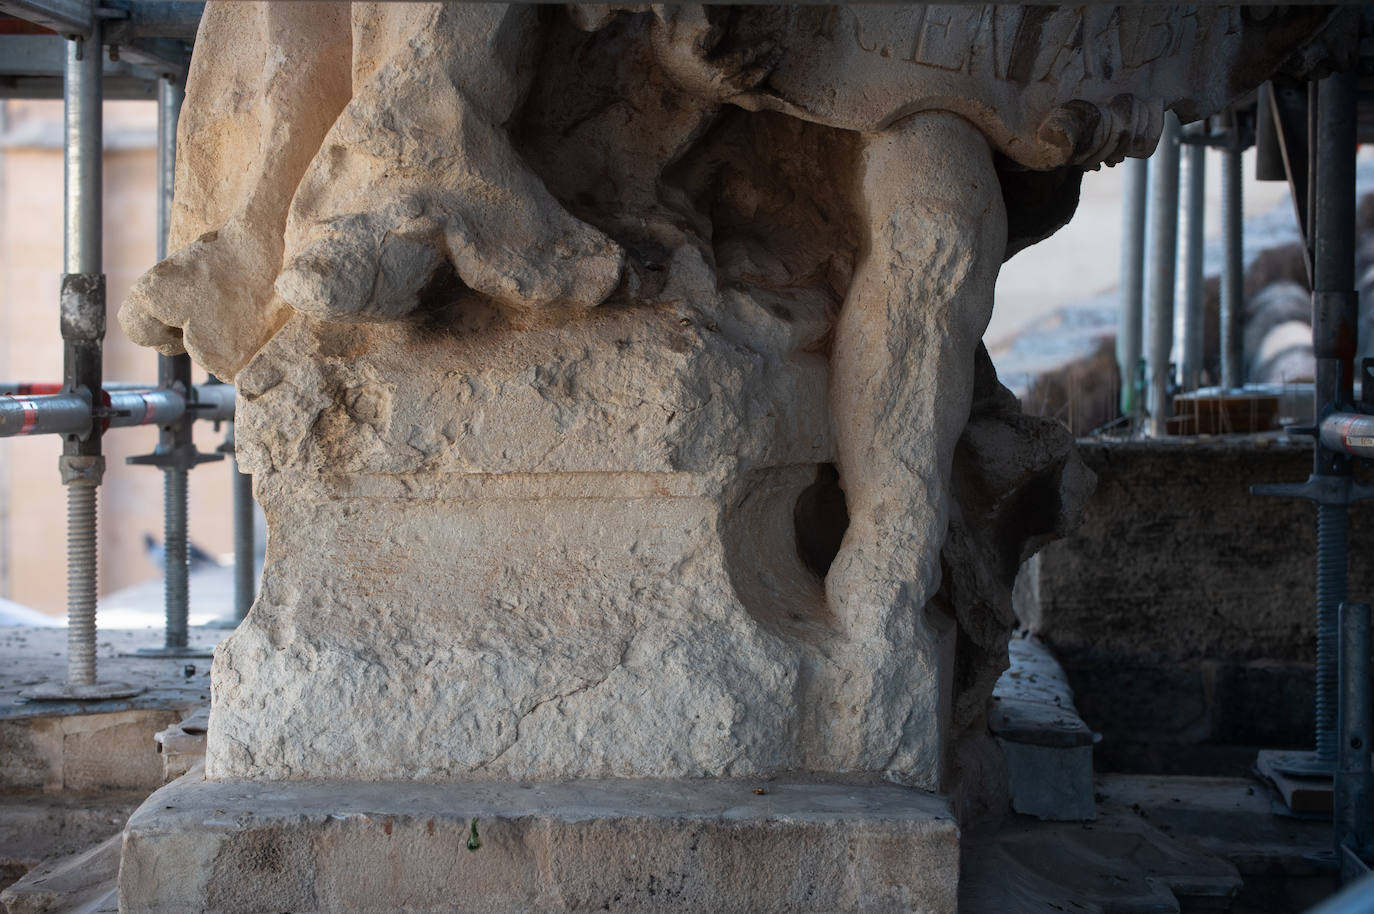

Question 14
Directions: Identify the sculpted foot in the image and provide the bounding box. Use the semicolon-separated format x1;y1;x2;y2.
124;226;291;370
276;3;624;324
275;204;447;324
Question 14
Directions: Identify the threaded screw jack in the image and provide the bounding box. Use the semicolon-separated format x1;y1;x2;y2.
1317;503;1349;765
65;479;97;686
162;467;189;648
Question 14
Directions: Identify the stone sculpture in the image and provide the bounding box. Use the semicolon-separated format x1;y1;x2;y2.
119;4;1351;801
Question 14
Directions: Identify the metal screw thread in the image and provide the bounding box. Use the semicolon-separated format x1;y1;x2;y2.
232;458;254;623
163;467;189;648
1317;503;1349;764
66;481;97;686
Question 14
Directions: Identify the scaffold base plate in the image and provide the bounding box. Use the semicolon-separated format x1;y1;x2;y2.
1257;749;1334;814
124;646;215;659
199;616;242;630
19;680;143;701
1261;748;1335;778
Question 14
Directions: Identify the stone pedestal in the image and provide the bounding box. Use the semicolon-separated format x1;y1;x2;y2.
212;300;958;783
118;774;959;913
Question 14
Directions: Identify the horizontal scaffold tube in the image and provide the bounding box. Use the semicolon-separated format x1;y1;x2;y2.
0;383;234;438
1320;412;1374;461
0;382;155;395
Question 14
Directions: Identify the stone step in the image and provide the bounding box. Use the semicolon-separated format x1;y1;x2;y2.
151;705;208;783
0;834;119;914
960;805;1244;913
989;635;1097;821
1095;774;1332;877
119;773;961;913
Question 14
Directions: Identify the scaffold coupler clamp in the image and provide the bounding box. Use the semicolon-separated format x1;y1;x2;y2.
58;454;105;487
58;272;106;457
126;381;225;471
1252;357;1374;508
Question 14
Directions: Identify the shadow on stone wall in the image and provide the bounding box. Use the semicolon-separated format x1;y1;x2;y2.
1018;437;1374;775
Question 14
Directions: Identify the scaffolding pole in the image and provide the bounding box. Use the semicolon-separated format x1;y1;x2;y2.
24;24;140;701
1253;72;1366;782
129;73;221;659
1221;131;1245;390
1118;157;1148;422
1147;112;1182;437
1177;124;1206;392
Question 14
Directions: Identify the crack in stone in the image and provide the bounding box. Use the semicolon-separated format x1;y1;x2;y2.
478;638;633;772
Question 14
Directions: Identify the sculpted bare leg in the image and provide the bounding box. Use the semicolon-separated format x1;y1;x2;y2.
823;112;1006;781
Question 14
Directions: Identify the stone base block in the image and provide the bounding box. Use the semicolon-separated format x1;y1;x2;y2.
118;775;959;913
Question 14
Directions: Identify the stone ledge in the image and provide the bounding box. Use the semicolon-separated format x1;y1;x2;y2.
119;775;959;913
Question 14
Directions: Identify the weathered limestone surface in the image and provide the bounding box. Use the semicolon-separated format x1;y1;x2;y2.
120;2;352;377
0;708;182;793
118;2;1352;799
218;298;1086;790
120;5;1353;379
119;775;960;914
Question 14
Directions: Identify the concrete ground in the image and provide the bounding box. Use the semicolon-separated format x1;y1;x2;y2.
0;546;244;717
0;623;226;727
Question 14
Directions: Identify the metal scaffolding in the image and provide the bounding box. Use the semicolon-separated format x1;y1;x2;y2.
0;2;257;697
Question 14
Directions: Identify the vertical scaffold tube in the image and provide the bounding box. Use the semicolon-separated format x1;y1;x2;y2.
1147;112;1181;437
1119;157;1148;421
232;441;254;623
1178;125;1207;391
21;28;139;701
156;75;195;651
1221;138;1245;390
1312;72;1359;767
64;33;101;276
156;74;178;260
61;27;104;688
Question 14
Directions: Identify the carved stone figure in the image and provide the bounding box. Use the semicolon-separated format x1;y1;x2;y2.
119;4;1351;796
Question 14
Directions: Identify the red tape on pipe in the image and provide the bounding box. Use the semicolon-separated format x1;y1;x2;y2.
17;400;38;434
